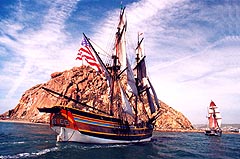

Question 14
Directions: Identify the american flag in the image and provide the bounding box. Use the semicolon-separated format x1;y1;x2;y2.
76;37;102;72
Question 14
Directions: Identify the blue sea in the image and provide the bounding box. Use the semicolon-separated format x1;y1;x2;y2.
0;122;239;159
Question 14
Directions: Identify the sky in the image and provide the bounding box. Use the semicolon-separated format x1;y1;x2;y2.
0;0;240;124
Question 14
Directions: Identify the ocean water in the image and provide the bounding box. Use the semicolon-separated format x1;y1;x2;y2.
0;122;239;159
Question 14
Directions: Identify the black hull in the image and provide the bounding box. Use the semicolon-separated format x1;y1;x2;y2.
205;129;222;137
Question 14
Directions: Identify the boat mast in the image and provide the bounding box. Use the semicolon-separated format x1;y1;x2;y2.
134;34;143;124
109;7;126;116
109;54;119;116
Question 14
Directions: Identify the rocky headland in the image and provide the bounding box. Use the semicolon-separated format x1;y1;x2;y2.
1;66;194;131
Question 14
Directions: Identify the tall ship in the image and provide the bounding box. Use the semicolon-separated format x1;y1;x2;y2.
205;100;222;137
38;7;161;144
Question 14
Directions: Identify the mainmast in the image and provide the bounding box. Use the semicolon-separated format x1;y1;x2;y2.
109;54;120;116
109;6;126;116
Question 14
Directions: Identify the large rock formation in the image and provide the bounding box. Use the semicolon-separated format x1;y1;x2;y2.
4;66;193;130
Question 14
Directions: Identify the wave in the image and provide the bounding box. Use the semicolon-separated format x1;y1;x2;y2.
0;144;127;159
56;142;128;150
0;141;25;145
0;140;53;145
0;147;58;159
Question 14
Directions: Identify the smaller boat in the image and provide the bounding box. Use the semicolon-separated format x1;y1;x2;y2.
205;100;222;137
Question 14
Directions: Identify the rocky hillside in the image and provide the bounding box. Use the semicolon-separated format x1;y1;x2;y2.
3;66;193;130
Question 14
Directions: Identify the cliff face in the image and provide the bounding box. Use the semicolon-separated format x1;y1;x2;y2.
155;102;193;130
5;66;193;130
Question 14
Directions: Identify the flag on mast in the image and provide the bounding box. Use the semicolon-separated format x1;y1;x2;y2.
76;37;102;72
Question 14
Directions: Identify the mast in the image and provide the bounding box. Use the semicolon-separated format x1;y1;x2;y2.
109;54;119;116
134;34;143;124
109;6;126;116
134;33;161;124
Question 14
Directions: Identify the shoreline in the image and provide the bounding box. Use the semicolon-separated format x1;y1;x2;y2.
0;119;48;125
156;128;240;135
156;128;203;133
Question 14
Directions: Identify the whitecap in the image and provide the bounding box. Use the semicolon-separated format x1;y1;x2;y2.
0;153;30;159
31;147;58;156
0;147;58;158
56;143;128;151
0;141;25;145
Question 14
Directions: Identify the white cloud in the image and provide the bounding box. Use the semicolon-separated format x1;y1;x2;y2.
149;37;240;124
0;0;79;112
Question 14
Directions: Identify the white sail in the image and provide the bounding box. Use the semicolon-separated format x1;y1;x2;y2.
127;58;138;95
215;107;222;127
119;82;134;116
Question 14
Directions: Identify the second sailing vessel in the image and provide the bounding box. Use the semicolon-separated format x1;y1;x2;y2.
205;100;222;137
38;7;161;144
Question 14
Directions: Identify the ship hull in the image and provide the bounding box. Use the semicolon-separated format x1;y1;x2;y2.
205;129;222;137
52;126;152;144
39;106;153;144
